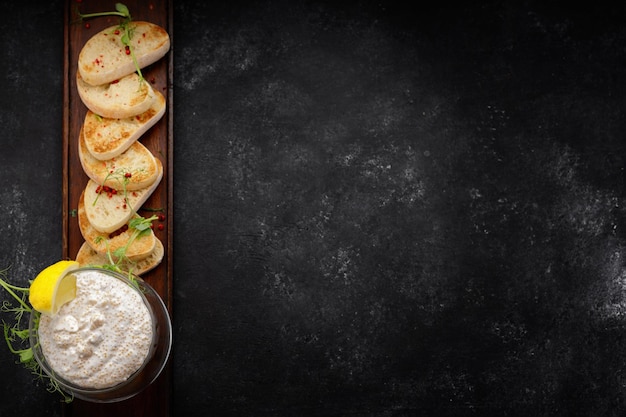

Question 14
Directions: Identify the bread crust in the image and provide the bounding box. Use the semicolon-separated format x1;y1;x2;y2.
78;127;159;191
78;190;157;262
84;158;163;234
78;21;170;86
76;238;164;276
77;71;157;119
83;90;166;161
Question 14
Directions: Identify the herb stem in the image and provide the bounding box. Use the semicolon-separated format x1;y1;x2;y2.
129;46;144;80
79;11;127;19
0;277;31;312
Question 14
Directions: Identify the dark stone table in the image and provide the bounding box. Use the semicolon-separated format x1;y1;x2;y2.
1;1;626;415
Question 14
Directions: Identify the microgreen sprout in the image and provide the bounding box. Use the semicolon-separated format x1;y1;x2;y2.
94;214;158;286
75;3;131;21
74;3;144;82
92;166;145;211
0;267;72;402
111;215;157;260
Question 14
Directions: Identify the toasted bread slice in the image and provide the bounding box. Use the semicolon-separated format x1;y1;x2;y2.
77;71;157;119
78;127;159;191
75;237;164;276
83;158;163;234
78;191;157;262
83;90;166;161
78;21;170;87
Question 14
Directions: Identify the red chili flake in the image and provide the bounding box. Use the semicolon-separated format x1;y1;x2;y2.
150;77;156;84
95;185;102;193
125;46;131;55
85;22;91;29
124;172;132;178
123;204;127;209
158;213;166;222
111;79;119;84
158;224;164;231
114;29;120;35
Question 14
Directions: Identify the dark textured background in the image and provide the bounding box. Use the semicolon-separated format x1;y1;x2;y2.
2;1;626;416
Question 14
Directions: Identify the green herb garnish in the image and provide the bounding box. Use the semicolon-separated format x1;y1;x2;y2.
94;214;158;285
75;3;144;82
0;267;72;402
76;2;131;20
92;166;145;213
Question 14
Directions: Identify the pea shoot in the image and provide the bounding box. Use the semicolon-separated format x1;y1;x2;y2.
95;214;159;284
0;268;73;402
75;3;145;82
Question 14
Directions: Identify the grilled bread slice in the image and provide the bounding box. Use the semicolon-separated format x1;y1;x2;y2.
83;158;163;234
75;237;164;276
78;191;157;262
78;127;159;191
82;90;166;161
78;21;170;87
77;71;157;119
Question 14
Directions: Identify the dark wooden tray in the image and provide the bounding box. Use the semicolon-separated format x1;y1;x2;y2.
61;1;173;415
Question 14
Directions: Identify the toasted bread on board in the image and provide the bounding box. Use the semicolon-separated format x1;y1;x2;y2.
78;127;159;191
77;71;157;119
83;158;163;234
78;191;157;261
82;90;166;161
78;21;170;87
75;238;164;276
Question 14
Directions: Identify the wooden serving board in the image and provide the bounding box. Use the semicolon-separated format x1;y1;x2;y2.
61;0;173;416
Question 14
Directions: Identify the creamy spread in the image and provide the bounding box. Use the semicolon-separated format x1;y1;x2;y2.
37;269;153;389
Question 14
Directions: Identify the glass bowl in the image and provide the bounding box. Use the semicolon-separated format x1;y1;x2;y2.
28;267;172;403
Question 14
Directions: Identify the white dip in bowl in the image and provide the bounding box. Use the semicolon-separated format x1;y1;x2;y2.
37;268;153;389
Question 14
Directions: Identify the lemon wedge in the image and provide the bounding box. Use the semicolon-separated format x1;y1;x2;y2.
29;260;80;315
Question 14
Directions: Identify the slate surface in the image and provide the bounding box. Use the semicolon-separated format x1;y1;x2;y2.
2;1;626;416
